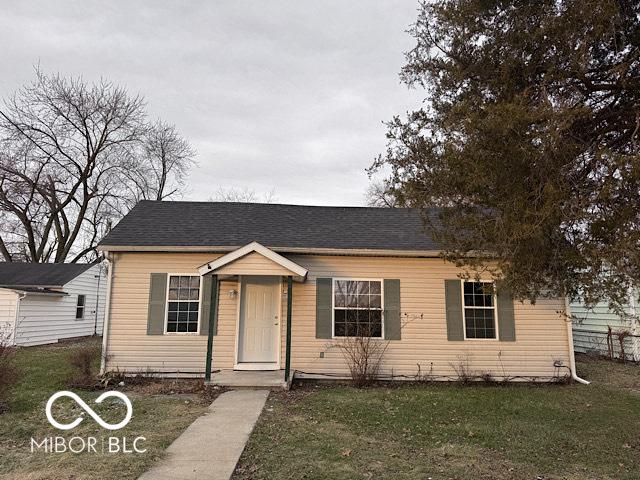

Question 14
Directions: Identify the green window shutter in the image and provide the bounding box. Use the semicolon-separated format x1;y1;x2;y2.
315;277;333;339
445;279;464;341
497;287;516;341
147;273;167;335
383;279;401;340
200;275;213;336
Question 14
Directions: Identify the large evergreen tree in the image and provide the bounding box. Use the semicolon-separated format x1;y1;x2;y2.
373;0;640;308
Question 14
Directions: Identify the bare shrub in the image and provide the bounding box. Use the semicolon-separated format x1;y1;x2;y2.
328;313;419;387
335;328;389;388
67;344;101;388
450;354;473;383
479;371;495;383
0;335;19;413
415;362;435;382
99;369;125;388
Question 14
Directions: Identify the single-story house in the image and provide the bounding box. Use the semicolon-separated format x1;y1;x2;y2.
0;263;106;346
97;200;585;383
571;290;639;361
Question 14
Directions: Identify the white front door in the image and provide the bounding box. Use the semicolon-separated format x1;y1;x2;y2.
237;276;280;367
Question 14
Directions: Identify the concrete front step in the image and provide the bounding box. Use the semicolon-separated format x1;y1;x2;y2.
207;369;286;388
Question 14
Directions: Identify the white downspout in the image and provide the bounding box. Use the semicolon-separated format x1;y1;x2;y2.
93;266;102;336
100;253;114;376
565;298;590;384
12;291;27;346
628;287;639;362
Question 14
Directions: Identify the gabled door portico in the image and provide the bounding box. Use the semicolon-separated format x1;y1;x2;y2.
197;242;308;382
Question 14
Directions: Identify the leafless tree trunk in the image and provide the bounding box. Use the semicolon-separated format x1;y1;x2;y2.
0;68;195;263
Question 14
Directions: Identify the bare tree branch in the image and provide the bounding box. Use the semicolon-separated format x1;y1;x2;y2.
364;180;404;208
209;186;277;203
0;68;195;263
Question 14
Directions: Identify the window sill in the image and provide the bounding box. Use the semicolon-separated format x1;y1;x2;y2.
332;336;385;340
463;338;499;341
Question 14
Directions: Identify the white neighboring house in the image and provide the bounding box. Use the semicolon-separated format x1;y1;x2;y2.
0;263;106;346
571;289;640;362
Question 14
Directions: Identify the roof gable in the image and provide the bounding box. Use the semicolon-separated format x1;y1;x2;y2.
198;242;308;279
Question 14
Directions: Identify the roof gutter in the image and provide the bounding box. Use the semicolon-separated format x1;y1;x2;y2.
0;287;67;297
17;291;68;297
96;244;444;258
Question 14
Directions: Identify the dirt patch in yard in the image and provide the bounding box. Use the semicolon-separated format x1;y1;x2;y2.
576;353;640;391
116;377;228;403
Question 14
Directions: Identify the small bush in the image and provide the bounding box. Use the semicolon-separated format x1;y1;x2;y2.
0;336;19;413
450;354;473;383
415;362;435;382
334;327;389;388
479;371;495;383
67;344;101;388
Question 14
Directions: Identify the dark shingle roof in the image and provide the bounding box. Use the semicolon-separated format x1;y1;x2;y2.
0;263;95;288
99;201;441;251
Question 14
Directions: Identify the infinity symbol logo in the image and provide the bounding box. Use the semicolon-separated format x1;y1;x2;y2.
45;391;133;431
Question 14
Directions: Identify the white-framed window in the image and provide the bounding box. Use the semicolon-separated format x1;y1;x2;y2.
165;275;201;334
75;294;86;319
462;281;498;339
333;279;383;338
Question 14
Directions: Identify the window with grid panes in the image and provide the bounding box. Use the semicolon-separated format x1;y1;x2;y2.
333;280;382;337
463;281;497;339
75;294;85;319
166;275;200;333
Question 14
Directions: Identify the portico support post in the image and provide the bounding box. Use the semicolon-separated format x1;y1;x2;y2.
205;274;219;382
284;275;293;382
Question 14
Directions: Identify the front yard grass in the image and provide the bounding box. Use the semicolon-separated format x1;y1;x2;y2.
234;356;640;480
0;338;210;480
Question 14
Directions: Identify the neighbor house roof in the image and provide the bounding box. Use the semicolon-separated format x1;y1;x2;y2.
98;201;441;253
0;263;95;288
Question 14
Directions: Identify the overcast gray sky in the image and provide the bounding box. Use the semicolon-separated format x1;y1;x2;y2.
1;1;423;206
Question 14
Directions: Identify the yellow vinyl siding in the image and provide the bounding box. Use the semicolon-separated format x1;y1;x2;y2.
282;255;569;379
107;252;234;373
105;252;570;380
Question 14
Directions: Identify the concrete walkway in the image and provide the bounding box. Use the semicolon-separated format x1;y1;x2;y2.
138;390;269;480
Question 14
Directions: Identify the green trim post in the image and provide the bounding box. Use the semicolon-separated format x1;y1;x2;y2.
284;275;293;382
205;274;218;382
